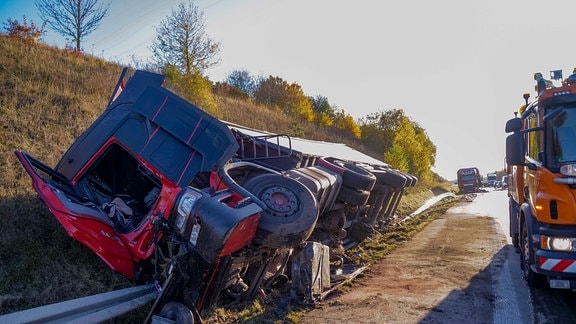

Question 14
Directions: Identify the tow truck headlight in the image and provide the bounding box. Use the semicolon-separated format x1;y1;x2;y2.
541;235;576;251
174;189;203;235
560;164;576;176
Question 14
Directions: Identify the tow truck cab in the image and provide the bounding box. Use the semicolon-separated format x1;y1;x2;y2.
506;69;576;289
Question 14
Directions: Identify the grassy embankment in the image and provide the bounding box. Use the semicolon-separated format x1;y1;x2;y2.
0;35;457;320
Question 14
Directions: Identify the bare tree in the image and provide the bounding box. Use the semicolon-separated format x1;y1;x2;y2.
151;1;220;75
35;0;110;52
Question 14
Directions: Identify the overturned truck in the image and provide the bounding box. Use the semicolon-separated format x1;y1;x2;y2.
14;69;416;322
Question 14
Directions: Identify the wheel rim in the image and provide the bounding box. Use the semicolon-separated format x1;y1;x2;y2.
260;186;298;216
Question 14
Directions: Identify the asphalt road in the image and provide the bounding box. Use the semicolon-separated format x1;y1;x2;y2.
457;189;576;324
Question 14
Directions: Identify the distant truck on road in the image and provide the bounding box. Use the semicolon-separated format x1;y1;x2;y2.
486;173;498;186
456;167;481;193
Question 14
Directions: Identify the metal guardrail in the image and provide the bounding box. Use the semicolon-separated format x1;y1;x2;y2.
0;284;157;323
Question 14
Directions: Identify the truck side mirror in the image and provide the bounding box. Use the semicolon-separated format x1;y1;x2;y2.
506;132;525;165
505;118;522;133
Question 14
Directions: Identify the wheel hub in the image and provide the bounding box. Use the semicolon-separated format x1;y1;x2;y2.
261;186;297;216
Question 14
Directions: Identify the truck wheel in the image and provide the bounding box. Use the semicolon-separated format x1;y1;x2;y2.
512;234;519;250
372;168;407;189
520;220;546;288
317;157;345;174
158;302;195;324
243;174;319;249
336;185;370;206
341;162;376;191
324;158;376;191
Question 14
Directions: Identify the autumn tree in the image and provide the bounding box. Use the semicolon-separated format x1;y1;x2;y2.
310;95;335;127
151;1;220;76
213;81;250;100
253;76;287;107
2;16;45;42
35;0;110;52
286;83;314;122
360;109;405;154
165;66;219;116
253;76;315;121
333;109;361;139
378;112;436;180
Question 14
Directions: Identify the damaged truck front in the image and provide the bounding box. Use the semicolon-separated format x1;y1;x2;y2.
14;69;416;322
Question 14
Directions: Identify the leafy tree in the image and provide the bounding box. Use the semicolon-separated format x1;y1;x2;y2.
253;76;314;121
164;65;219;116
253;75;289;107
360;109;405;153
381;113;436;180
384;144;409;172
151;1;220;75
2;16;45;42
213;81;250;100
316;112;334;127
311;95;335;126
226;69;256;97
333;109;361;139
35;0;110;52
412;124;436;179
286;83;314;122
310;95;334;116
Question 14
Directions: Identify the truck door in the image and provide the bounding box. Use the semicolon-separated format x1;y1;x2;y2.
14;150;134;275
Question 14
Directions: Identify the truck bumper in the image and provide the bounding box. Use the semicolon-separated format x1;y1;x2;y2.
535;250;576;288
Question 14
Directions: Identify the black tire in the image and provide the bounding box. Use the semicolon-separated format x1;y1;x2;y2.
373;169;407;189
317;157;345;175
405;174;418;187
158;302;195;324
336;185;370;206
328;159;376;191
520;220;546;288
512;234;520;249
243;174;319;249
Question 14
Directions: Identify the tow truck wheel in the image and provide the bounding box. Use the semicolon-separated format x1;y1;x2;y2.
158;302;194;324
520;220;546;288
512;234;519;250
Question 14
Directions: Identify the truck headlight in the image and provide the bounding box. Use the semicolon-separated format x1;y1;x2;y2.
560;164;576;176
174;189;203;235
541;235;576;251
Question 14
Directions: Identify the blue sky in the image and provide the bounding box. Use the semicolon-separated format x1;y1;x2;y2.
2;0;576;180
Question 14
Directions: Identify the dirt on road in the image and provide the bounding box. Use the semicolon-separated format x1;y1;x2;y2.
299;199;508;323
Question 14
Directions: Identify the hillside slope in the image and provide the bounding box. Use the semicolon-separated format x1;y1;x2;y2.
0;36;134;314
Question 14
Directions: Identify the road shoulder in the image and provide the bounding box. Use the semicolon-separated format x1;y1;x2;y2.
300;208;507;323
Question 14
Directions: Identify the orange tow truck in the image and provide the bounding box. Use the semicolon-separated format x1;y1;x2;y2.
506;69;576;288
